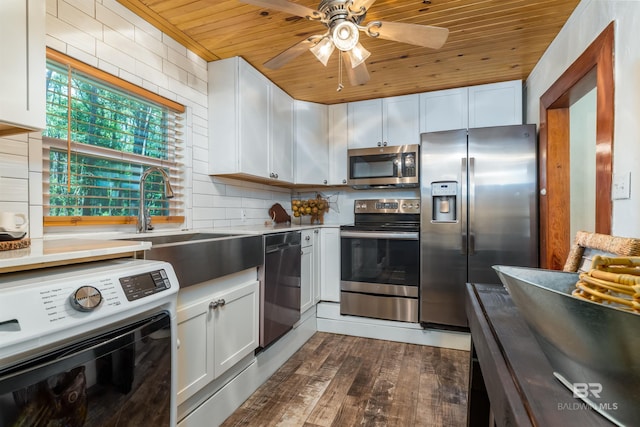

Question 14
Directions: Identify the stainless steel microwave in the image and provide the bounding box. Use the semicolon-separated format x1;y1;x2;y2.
347;144;420;189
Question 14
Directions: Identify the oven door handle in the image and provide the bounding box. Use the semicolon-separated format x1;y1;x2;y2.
340;231;419;240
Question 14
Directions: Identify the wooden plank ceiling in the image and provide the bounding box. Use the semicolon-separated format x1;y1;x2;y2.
118;0;580;104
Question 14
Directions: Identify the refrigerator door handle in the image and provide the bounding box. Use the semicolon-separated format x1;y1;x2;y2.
461;157;467;255
469;157;476;256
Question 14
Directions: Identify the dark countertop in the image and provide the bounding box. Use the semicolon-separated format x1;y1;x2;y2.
465;283;611;427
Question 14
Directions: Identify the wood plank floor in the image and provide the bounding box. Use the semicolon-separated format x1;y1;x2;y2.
222;332;470;426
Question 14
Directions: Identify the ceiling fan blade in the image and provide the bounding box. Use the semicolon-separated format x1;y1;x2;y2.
350;0;377;13
239;0;322;20
342;51;370;86
369;21;449;49
264;37;318;69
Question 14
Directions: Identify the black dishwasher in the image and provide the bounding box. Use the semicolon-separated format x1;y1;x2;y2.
259;231;301;349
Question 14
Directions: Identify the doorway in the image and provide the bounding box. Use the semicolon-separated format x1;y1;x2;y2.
538;22;614;270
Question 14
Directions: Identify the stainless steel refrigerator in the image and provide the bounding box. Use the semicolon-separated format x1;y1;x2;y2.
420;124;538;329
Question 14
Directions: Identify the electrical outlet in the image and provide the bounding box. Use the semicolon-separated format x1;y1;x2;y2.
612;172;631;200
240;209;247;222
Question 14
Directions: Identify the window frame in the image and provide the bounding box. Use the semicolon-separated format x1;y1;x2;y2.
43;48;185;228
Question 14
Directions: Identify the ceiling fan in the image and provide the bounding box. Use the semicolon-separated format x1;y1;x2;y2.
239;0;449;90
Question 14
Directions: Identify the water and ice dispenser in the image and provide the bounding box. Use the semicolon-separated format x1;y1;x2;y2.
431;181;457;222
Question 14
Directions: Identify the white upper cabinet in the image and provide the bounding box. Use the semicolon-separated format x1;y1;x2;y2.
270;85;294;182
0;0;46;136
294;100;329;185
347;99;382;149
468;80;523;128
348;94;420;148
383;95;421;147
328;103;348;185
238;62;270;178
419;80;523;133
419;87;469;133
208;57;294;183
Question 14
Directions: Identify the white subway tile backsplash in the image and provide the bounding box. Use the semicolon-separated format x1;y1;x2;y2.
0;178;28;202
163;60;189;85
192;159;208;175
62;0;94;17
29;205;44;238
192;194;214;207
96;3;135;40
0;154;29;180
161;34;187;56
47;15;96;55
135;27;165;57
0;138;28;156
67;45;100;68
59;1;102;39
96;41;135;73
28;134;43;173
28;173;43;205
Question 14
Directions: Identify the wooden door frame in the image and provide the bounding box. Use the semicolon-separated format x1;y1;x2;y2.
539;22;614;269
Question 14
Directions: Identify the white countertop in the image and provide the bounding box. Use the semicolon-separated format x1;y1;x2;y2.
0;239;150;272
0;223;341;272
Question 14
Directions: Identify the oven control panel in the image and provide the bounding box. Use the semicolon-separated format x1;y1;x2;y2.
119;269;172;301
354;199;420;214
0;259;178;354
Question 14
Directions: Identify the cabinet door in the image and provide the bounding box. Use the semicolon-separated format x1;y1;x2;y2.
328;104;348;185
320;227;341;302
300;245;313;313
271;86;294;182
239;63;270;178
176;299;214;405
383;94;420;146
0;0;45;135
312;229;321;303
294;101;329;185
420;88;469;133
347;99;382;149
468;80;523;128
213;280;259;378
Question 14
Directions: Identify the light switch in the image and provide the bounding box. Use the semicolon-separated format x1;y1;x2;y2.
612;172;631;200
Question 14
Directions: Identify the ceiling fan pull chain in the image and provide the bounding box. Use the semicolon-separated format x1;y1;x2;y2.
337;53;344;92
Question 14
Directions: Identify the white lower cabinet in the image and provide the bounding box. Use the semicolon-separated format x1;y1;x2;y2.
176;278;259;405
320;227;341;302
301;228;321;313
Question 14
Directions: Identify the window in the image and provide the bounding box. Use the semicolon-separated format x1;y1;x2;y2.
43;49;184;227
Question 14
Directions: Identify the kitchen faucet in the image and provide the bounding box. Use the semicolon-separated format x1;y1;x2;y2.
138;166;174;233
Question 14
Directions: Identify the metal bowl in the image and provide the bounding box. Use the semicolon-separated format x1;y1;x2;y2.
493;265;640;427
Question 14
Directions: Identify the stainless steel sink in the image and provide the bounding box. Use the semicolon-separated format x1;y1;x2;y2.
120;232;264;288
122;232;236;245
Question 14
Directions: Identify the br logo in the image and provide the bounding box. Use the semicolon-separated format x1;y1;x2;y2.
573;383;602;399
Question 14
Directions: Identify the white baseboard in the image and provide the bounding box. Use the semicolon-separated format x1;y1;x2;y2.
316;302;470;351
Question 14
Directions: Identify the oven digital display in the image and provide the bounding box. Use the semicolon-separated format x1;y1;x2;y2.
119;270;169;301
375;202;398;210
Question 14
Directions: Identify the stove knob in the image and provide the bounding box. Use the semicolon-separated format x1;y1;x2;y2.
70;286;103;312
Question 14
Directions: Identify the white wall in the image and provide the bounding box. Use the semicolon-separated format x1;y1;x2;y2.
526;0;640;238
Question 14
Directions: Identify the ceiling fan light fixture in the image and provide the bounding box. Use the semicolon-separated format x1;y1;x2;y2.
347;42;370;68
310;37;335;66
332;21;359;51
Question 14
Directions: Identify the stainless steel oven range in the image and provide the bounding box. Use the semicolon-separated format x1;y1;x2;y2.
0;259;179;426
340;199;420;322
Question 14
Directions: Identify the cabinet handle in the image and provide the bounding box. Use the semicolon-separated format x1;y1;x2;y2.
377;142;381;147
323;179;327;184
314;229;319;234
305;235;311;241
275;173;279;179
209;298;226;309
269;172;274;178
342;179;346;184
383;141;388;146
177;338;181;350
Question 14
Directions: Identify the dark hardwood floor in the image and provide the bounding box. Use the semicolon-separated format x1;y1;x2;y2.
222;332;470;426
